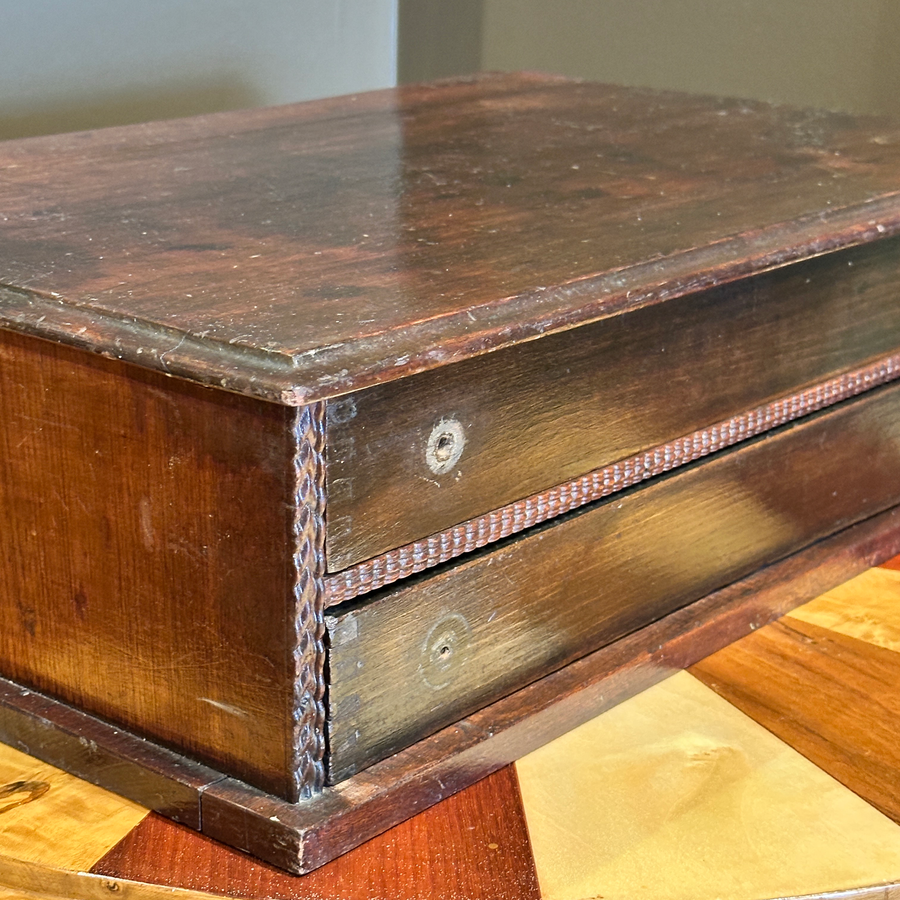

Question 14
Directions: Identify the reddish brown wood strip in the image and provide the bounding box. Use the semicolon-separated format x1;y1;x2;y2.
325;351;900;601
91;766;539;900
880;552;900;571
691;618;900;823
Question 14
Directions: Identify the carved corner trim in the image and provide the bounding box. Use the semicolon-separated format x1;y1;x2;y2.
291;401;327;800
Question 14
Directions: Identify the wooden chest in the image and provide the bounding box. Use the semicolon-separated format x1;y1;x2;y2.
3;73;900;872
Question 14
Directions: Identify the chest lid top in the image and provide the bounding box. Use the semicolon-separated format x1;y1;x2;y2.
1;72;900;404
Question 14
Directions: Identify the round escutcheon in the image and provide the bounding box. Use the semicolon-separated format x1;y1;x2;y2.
419;613;472;690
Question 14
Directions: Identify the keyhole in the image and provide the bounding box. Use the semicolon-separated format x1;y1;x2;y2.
434;433;455;463
420;613;471;689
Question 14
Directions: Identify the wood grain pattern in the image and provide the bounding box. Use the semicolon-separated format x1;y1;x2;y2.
1;75;900;402
326;351;900;597
0;856;223;900
0;676;221;830
0;741;146;870
325;381;900;780
789;566;900;653
517;671;900;900
11;547;900;895
195;507;900;874
692;617;900;823
325;237;900;569
5;72;900;889
0;329;301;799
90;766;539;900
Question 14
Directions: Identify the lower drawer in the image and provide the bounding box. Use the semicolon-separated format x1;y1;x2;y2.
325;379;900;782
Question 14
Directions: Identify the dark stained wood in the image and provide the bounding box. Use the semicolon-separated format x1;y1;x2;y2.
1;503;898;872
326;236;900;569
326;352;900;603
0;329;300;799
91;766;540;900
325;381;900;780
326;350;900;602
1;75;900;402
692;618;900;824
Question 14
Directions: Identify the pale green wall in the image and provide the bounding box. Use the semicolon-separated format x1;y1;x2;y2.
398;0;483;83
400;0;900;118
482;0;900;115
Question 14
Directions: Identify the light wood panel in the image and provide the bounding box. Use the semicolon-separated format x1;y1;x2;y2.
788;565;900;652
516;670;900;900
0;742;146;870
0;856;221;900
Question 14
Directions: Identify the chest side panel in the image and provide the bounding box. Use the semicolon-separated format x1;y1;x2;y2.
326;237;900;571
0;330;299;798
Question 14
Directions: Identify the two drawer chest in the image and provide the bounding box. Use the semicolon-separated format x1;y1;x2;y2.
3;73;900;871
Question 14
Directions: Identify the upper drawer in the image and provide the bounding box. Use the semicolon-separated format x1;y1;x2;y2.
324;236;900;572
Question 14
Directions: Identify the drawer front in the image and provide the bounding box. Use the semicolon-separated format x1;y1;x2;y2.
325;236;900;571
326;380;900;781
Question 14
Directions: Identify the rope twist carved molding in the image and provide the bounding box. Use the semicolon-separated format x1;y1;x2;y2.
325;353;900;606
292;402;327;799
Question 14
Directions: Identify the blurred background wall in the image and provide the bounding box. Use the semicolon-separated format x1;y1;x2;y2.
2;1;898;143
399;0;900;117
0;0;397;139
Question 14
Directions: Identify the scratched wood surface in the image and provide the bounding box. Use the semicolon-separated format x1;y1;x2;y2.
0;329;300;800
5;552;900;899
1;74;900;403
